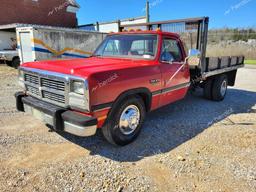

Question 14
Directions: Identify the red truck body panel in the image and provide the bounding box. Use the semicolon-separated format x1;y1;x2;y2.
21;30;190;128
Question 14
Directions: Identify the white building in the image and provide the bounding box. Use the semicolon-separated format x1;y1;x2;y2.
79;16;147;33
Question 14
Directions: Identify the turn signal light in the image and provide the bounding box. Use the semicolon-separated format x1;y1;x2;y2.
128;28;135;32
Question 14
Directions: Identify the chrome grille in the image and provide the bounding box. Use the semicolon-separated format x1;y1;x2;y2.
24;74;39;85
41;78;65;91
27;85;40;96
42;90;65;104
23;71;68;107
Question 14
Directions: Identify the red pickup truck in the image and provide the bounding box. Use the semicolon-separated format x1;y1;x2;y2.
15;29;244;146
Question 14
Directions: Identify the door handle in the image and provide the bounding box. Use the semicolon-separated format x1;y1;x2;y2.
150;79;160;85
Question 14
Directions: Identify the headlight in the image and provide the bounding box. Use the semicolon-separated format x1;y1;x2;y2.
69;80;89;111
71;80;84;95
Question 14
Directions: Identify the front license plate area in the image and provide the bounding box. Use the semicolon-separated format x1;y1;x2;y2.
24;104;54;125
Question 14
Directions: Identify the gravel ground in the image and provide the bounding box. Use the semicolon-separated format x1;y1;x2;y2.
0;64;255;192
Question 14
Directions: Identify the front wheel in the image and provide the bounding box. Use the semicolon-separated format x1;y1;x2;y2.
102;96;146;146
12;57;20;69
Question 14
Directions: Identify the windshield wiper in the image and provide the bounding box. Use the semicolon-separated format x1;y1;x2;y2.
89;54;102;58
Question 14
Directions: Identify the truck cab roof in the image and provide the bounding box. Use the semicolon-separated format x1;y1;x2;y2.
108;30;180;39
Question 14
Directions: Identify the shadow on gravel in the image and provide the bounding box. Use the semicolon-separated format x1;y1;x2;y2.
59;88;256;162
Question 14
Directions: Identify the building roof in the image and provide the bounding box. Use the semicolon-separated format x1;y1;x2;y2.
67;0;80;8
79;16;147;27
0;23;106;34
0;23;27;31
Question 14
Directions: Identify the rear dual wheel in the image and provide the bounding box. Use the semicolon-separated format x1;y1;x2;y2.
203;74;228;101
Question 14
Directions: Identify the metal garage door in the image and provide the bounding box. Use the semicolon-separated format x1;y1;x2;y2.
19;32;33;63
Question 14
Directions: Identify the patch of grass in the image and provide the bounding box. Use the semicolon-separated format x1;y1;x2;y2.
245;60;256;65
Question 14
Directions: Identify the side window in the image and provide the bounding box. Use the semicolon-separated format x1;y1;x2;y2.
161;38;183;62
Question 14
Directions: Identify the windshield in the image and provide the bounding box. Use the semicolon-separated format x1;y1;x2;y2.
94;34;158;60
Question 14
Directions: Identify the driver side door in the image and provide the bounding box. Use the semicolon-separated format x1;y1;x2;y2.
159;37;190;107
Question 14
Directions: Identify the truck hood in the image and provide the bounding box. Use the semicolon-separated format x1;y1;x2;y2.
21;57;155;78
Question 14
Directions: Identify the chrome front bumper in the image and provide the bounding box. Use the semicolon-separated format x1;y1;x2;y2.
16;92;97;137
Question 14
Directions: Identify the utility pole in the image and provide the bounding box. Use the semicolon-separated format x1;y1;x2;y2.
146;1;150;23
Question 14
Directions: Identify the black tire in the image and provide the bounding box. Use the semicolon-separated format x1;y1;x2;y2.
203;78;213;100
102;96;146;146
12;57;20;69
6;60;12;66
212;74;228;101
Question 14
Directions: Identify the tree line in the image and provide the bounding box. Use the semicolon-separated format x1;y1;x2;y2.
208;28;256;42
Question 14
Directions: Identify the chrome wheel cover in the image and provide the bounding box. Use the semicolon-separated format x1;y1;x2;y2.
119;105;140;135
220;80;227;97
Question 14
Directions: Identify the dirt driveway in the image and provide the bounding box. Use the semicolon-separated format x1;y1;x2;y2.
0;65;255;192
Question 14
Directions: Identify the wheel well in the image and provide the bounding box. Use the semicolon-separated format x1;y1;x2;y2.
226;70;237;86
12;56;19;62
203;71;236;87
136;92;151;112
113;88;152;113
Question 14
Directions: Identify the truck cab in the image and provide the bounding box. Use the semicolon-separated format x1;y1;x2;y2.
0;31;19;67
15;30;243;146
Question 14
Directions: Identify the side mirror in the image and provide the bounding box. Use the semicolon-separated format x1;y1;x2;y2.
186;49;201;66
189;49;201;57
